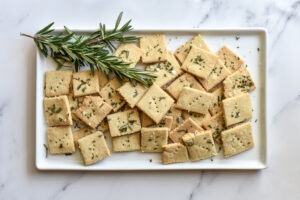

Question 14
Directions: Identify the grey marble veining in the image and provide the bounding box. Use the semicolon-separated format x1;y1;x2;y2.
0;0;300;199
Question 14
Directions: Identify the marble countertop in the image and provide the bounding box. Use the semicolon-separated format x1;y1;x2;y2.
1;0;300;199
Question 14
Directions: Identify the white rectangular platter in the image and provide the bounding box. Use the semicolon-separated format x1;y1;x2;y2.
36;28;267;170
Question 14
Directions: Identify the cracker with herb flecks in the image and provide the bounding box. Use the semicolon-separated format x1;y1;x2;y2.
209;86;224;116
107;108;141;137
145;51;183;87
117;82;148;108
142;113;173;130
100;77;126;112
222;93;252;127
182;130;217;161
73;127;94;147
182;111;211;127
221;122;254;158
44;95;72;126
169;118;203;143
45;70;73;97
223;66;256;98
114;43;144;68
75;96;112;129
140;34;168;63
47;126;75;154
141;127;168;152
68;93;84;123
175;34;211;64
72;70;100;97
78;131;110;165
198;59;231;91
162;143;189;164
166;105;183;130
181;46;219;80
166;73;205;99
176;87;214;114
96;118;109;132
137;83;174;124
203;112;226;144
112;132;141;152
97;70;109;88
217;45;245;73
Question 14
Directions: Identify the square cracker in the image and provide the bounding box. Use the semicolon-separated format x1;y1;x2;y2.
114;43;144;68
44;95;72;126
45;70;73;97
162;143;189;164
78;131;110;165
72;70;100;97
198;59;231;91
182;111;211;127
175;34;211;64
75;96;112;129
142;112;173;130
117;82;148;108
137;83;174;124
209;86;224;116
73;127;94;147
223;66;256;98
181;46;219;80
140;34;167;63
107;108;141;137
169;118;203;143
100;77;126;112
203;112;226;144
47;126;75;154
112;132;141;152
166;105;183;130
146;51;183;87
182;130;217;161
222;93;253;127
217;46;245;73
141;127;168;152
176;87;214;114
166;73;205;99
221;122;254;157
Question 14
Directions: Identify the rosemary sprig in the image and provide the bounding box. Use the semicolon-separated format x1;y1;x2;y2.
21;12;156;87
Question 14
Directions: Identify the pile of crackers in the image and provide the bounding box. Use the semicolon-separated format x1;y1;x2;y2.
43;34;256;166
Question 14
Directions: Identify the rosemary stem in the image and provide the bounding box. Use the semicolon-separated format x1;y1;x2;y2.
20;33;45;41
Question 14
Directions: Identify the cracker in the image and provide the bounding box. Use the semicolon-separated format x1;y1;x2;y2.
166;105;183;130
146;51;183;87
221;122;254;157
44;95;72;126
209;86;224;116
117;82;148;108
182;111;211;127
166;73;205;99
45;70;73;97
99;77;126;112
181;46;219;79
47;126;75;154
97;70;109;88
176;87;214;114
169;118;203;143
182;130;217;161
107;109;141;137
78;131;110;165
222;93;253;127
175;34;210;64
217;45;245;73
96;119;109;132
68;93;84;123
75;96;112;128
203;112;226;144
162;143;189;164
223;66;256;98
198;59;231;91
142;112;173;130
114;43;144;68
137;83;174;123
112;132;141;152
140;34;167;63
141;127;168;152
72;70;100;97
73;127;94;147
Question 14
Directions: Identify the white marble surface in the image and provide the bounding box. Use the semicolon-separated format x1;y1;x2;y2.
0;0;300;199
